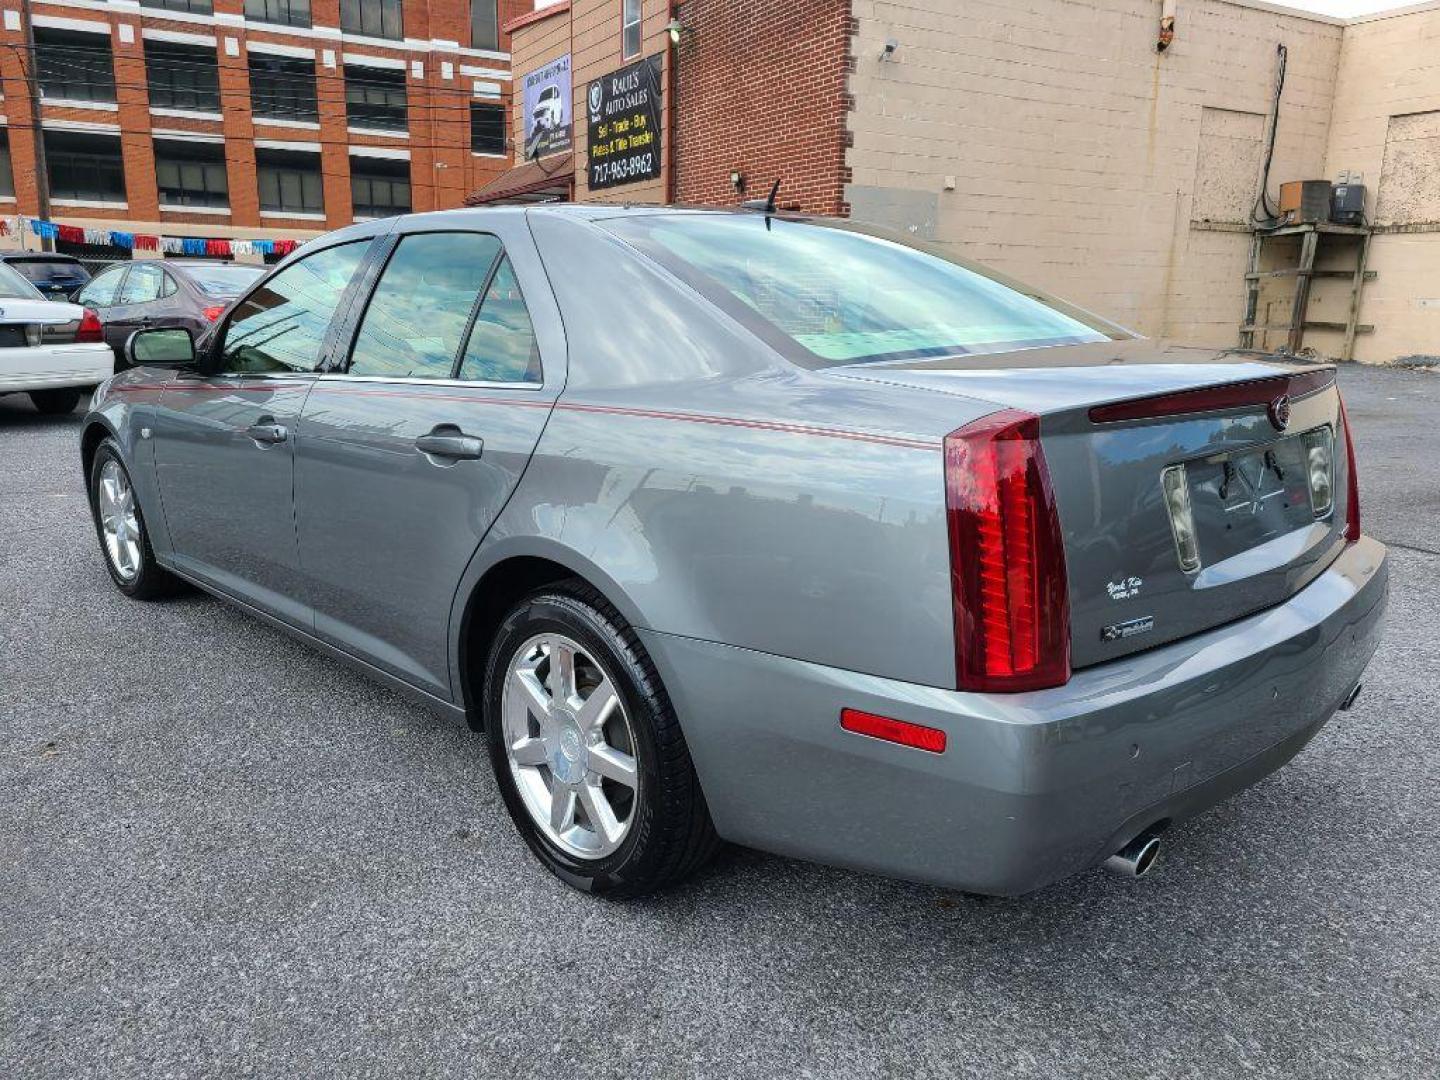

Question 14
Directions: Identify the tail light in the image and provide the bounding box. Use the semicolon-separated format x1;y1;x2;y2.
76;308;104;343
944;410;1070;692
202;305;226;322
1338;393;1361;543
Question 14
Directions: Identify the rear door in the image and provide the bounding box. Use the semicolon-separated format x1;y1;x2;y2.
151;240;375;626
106;263;167;346
295;220;565;698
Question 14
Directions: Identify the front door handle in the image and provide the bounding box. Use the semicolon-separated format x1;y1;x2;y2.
415;427;484;462
246;421;288;446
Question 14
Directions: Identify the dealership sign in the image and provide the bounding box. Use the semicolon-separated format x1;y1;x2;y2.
522;54;572;159
586;55;663;190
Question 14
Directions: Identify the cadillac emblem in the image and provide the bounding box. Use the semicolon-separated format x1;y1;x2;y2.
1267;394;1292;432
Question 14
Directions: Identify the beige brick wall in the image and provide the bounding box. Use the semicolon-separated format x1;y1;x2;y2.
847;0;1344;349
1319;5;1440;363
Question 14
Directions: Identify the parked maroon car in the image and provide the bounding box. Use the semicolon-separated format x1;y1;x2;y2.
74;260;265;368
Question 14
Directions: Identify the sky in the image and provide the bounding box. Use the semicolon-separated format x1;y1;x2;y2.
1262;0;1419;14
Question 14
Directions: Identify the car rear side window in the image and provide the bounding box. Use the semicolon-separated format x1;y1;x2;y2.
346;231;503;381
601;215;1123;367
458;256;540;384
221;240;370;374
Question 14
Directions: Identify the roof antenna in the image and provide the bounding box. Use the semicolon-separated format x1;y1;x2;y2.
741;178;782;215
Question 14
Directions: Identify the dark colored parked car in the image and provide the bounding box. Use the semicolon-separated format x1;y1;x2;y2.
1;253;91;301
74;259;265;368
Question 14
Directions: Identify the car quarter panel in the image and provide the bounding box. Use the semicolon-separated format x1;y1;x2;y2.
460;212;1006;691
85;371;172;554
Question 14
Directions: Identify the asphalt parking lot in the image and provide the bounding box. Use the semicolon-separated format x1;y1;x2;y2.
1;364;1436;1079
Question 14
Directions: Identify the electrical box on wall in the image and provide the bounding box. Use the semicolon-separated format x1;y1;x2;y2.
1332;181;1367;226
1279;180;1332;224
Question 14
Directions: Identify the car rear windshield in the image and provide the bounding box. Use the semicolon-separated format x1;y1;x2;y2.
0;263;44;300
9;259;85;283
601;214;1125;367
185;265;266;297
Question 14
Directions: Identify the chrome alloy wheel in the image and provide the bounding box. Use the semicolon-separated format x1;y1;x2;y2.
97;459;141;582
501;633;640;860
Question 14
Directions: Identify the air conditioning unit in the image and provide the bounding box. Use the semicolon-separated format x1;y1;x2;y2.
1279;180;1331;224
1331;181;1367;226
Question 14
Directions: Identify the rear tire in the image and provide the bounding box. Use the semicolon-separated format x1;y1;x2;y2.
483;580;719;898
88;439;184;600
29;388;82;415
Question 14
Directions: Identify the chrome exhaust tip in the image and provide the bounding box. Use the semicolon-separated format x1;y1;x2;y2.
1104;833;1162;879
1339;682;1363;711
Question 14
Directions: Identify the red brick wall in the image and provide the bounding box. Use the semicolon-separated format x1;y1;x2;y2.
673;0;852;216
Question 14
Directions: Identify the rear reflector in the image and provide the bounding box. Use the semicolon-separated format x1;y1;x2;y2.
840;709;947;754
945;410;1071;693
76;308;104;343
1089;368;1336;424
1338;393;1361;542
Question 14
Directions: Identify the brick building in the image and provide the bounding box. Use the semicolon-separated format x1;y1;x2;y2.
476;0;1440;366
0;0;530;262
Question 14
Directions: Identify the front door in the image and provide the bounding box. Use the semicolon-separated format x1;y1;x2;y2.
150;240;374;626
295;225;564;697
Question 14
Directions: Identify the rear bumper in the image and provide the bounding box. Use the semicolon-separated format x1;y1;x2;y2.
0;343;113;392
641;536;1388;895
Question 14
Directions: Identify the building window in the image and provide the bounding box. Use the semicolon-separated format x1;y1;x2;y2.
350;156;411;218
249;56;319;123
155;139;229;208
471;103;506;155
622;0;642;59
0;133;14;199
35;29;116;105
256;149;324;215
145;41;221;113
244;0;311;29
44;131;126;203
345;66;407;131
341;0;402;40
471;0;499;51
141;0;214;13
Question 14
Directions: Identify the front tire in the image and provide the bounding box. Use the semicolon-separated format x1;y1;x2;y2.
483;581;718;897
29;388;82;415
88;440;183;600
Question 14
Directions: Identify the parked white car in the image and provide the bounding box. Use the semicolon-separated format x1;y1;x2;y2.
0;261;113;414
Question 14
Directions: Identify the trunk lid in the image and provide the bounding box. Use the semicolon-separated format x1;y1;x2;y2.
833;341;1349;670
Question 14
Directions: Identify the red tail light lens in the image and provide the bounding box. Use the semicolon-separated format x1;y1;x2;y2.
76;308;103;343
202;305;226;322
1338;393;1361;543
945;410;1070;692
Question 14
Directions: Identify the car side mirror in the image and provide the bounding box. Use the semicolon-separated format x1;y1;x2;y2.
127;326;197;368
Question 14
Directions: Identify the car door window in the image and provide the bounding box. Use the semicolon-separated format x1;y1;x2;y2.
346;232;502;380
220;241;370;374
119;264;165;306
78;266;127;309
458;256;541;384
160;271;179;299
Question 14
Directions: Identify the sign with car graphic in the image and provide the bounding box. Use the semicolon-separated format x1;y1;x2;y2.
586;54;663;190
522;54;572;159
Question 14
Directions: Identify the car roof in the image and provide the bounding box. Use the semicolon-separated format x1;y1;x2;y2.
2;252;84;262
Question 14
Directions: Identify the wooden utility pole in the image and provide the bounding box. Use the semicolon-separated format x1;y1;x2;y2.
19;0;53;250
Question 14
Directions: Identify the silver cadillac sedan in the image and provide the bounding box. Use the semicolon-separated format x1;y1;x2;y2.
81;206;1387;897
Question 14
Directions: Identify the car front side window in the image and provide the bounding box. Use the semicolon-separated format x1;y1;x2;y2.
119;264;165;306
346;231;502;380
79;267;126;308
220;241;369;374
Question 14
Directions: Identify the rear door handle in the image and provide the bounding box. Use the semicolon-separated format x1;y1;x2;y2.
246;421;288;445
415;428;484;461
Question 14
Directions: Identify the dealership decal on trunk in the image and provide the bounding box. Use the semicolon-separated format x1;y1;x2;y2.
1106;576;1144;600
